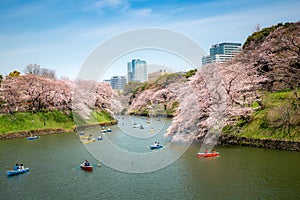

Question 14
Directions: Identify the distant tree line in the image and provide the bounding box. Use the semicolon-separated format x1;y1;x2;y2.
24;63;56;79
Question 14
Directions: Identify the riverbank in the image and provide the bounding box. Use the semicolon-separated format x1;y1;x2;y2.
75;120;118;131
0;110;117;139
218;134;300;151
0;128;74;139
0;111;74;134
1;111;299;151
0;120;118;140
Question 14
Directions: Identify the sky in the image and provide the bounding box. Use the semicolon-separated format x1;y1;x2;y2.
0;0;299;80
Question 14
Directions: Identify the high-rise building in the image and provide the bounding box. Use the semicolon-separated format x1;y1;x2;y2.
135;63;147;82
110;76;127;90
202;42;241;66
127;62;134;82
127;59;147;82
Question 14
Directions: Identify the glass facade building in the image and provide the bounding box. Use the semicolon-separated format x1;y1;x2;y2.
202;42;241;66
127;59;147;82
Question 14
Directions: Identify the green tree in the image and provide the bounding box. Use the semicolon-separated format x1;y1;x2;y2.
0;74;3;86
185;69;197;79
8;70;21;77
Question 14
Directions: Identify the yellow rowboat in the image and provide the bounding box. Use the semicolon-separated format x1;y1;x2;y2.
82;138;96;144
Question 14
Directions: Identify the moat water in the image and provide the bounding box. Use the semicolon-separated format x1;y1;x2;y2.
0;117;299;199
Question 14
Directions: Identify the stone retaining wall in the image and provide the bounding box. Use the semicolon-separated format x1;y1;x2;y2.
218;134;300;151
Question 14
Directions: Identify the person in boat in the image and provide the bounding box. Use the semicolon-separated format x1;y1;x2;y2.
212;149;216;154
19;164;25;170
154;141;157;146
84;160;90;166
14;164;19;170
157;142;160;146
204;149;208;154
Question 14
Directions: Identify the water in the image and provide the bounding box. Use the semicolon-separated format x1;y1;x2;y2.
0;117;300;199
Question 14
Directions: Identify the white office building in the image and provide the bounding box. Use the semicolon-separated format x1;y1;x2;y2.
202;42;241;66
110;76;127;90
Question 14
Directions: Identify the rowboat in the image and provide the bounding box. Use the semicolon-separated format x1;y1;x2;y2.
79;135;89;139
27;136;38;140
197;152;220;158
82;138;96;144
7;168;30;176
80;164;93;171
150;145;163;150
97;136;103;140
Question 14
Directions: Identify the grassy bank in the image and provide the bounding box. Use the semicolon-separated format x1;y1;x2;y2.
0;111;75;134
73;110;116;127
0;110;116;135
223;89;300;141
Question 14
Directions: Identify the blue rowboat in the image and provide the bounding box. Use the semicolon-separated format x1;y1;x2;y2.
150;145;163;150
7;168;30;176
97;136;103;140
27;136;39;140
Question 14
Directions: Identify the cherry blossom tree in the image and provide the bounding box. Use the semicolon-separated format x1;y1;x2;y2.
165;64;227;150
0;74;72;113
72;80;123;122
0;76;22;113
162;56;265;150
128;86;178;116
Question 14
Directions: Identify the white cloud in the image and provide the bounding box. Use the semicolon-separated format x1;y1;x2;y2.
85;0;130;12
134;8;153;16
95;0;127;8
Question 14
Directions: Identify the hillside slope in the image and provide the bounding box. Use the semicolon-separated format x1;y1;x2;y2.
241;22;300;91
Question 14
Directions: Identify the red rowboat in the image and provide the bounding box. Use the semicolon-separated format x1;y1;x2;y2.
197;152;220;158
80;164;93;171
